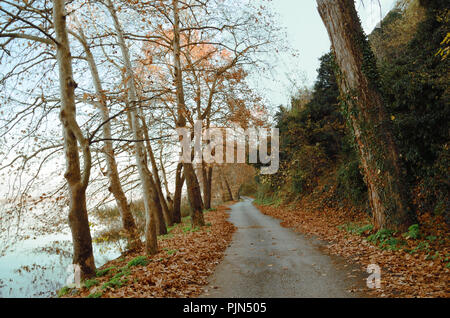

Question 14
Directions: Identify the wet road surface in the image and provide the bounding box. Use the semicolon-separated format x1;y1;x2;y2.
201;197;368;298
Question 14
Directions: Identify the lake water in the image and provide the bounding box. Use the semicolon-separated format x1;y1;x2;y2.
0;231;122;298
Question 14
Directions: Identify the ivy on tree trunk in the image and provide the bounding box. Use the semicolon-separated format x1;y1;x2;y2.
317;0;416;231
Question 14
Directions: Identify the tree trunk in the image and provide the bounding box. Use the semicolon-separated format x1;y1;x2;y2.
53;0;95;279
135;112;167;236
206;166;213;206
74;27;141;251
184;163;205;226
202;164;213;210
106;0;158;254
166;195;174;218
218;166;233;202
142;117;173;226
317;0;415;231
217;170;227;203
139;135;167;236
148;174;168;236
172;163;184;224
223;173;234;202
172;0;204;227
159;145;172;200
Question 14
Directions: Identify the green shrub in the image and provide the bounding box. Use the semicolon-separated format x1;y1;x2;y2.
254;194;280;206
378;2;450;219
367;228;408;251
292;171;307;194
290;145;328;195
356;224;374;235
367;229;396;244
403;224;421;239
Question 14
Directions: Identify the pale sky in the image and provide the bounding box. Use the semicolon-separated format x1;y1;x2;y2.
255;0;397;108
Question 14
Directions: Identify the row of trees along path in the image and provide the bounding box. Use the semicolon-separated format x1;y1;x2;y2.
0;0;417;281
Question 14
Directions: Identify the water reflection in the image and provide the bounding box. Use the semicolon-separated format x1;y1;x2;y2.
0;231;122;298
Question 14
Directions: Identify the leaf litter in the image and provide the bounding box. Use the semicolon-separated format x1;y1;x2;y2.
64;204;236;298
255;194;449;298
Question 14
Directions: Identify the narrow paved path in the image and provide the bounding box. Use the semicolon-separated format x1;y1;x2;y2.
201;197;368;298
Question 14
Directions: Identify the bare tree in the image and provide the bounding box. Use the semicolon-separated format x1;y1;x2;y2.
70;24;142;250
53;0;95;278
104;0;160;254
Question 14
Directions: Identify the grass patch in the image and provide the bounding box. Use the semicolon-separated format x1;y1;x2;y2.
182;225;201;233
160;224;179;239
338;222;373;236
101;276;128;290
254;195;282;207
96;266;116;277
86;291;102;298
57;286;70;297
83;279;99;289
405;241;431;254
160;233;174;240
114;267;131;278
164;248;178;256
127;256;149;267
101;268;130;290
